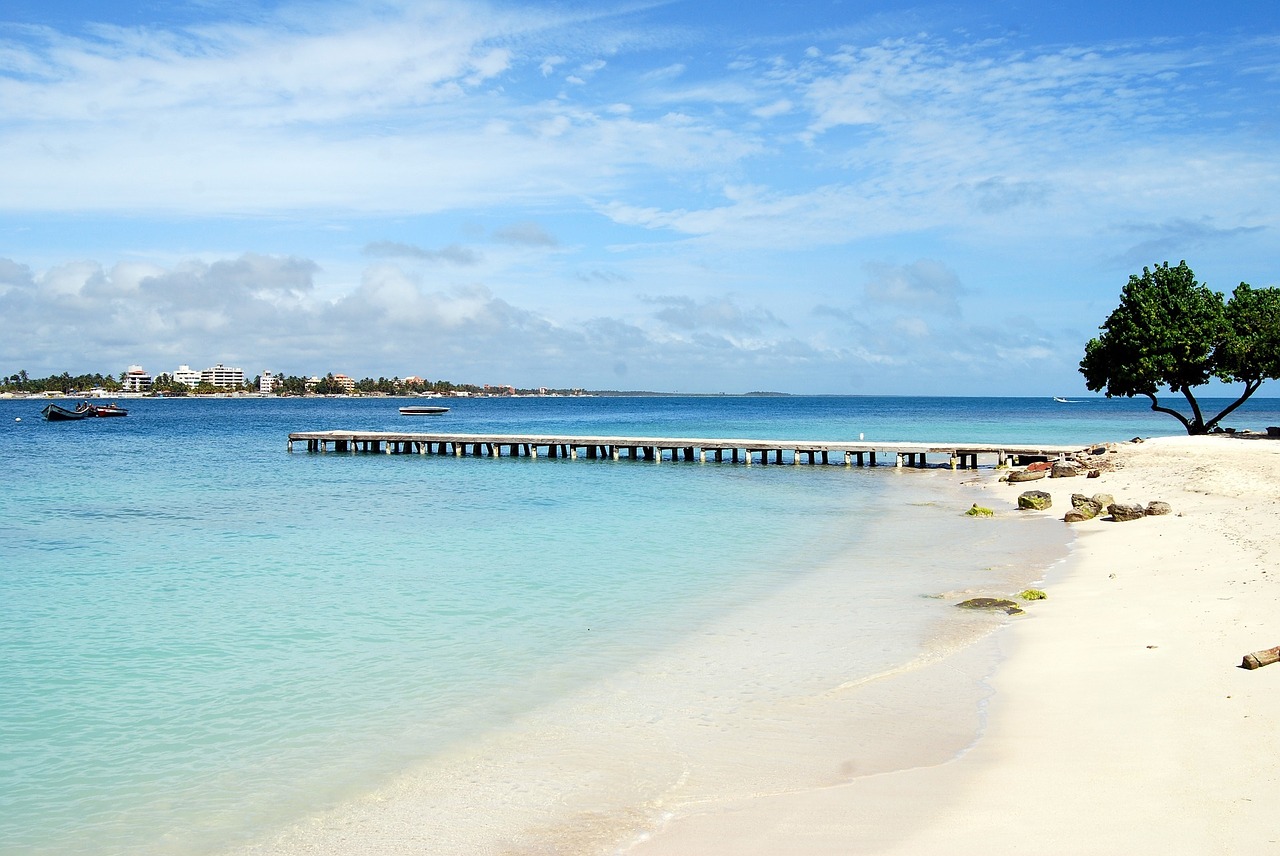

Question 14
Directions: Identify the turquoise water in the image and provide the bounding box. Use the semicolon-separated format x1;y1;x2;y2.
2;395;1278;855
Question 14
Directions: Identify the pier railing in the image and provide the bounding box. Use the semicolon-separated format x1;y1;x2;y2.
287;431;1079;469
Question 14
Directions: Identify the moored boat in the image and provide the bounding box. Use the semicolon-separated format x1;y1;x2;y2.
41;401;129;420
399;405;450;415
42;402;92;421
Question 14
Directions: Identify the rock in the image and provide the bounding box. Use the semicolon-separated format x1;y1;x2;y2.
1064;509;1089;523
1018;490;1053;511
956;597;1024;616
1026;461;1054;472
1071;493;1089;507
1109;502;1146;522
1088;445;1107;455
1268;426;1280;437
965;504;995;517
1019;589;1047;600
1091;493;1115;509
1050;462;1080;478
1129;437;1145;443
1069;500;1101;521
1087;469;1101;478
1007;469;1047;483
1145;501;1173;516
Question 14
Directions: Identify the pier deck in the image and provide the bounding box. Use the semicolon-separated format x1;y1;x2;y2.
287;431;1079;469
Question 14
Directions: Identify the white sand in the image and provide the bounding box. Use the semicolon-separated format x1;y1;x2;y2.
628;435;1280;854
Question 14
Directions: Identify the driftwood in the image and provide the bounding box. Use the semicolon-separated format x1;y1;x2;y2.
1241;646;1280;670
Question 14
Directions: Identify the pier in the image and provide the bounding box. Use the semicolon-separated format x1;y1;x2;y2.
287;431;1079;469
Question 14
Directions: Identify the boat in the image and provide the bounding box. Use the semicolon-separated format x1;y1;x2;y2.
399;405;450;415
41;401;129;421
42;402;92;421
1053;396;1073;403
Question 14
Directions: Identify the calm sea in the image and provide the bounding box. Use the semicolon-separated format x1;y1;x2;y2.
2;395;1277;855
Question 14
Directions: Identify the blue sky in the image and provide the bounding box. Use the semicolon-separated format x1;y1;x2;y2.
1;0;1277;394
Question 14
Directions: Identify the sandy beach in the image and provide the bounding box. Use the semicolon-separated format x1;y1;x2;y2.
630;434;1280;854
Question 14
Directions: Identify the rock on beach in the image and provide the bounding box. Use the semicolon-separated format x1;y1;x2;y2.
1018;490;1053;511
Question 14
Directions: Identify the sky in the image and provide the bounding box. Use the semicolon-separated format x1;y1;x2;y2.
1;0;1277;395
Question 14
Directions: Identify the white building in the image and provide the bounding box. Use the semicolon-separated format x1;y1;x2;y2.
173;365;202;388
259;371;277;394
121;365;152;392
200;364;245;388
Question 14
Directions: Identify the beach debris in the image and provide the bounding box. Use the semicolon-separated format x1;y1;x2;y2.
1145;501;1173;516
1007;469;1047;483
1087;469;1101;478
956;598;1024;615
1108;502;1147;522
965;504;995;518
1019;589;1047;601
1088;445;1108;455
1129;437;1145;443
1027;461;1055;472
1050;462;1080;478
1241;646;1280;670
1268;427;1280;437
1017;490;1053;511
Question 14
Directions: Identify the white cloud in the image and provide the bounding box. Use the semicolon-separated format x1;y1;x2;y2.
863;259;965;316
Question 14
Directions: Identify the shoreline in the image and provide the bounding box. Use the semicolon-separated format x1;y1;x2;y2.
226;468;1070;856
628;435;1280;854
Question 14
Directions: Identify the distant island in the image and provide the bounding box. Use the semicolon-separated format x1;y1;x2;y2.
0;368;791;399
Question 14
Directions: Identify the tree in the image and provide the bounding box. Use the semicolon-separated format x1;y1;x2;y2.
1080;261;1280;434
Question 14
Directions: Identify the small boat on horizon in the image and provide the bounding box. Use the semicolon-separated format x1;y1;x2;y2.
399;405;450;415
41;401;130;421
1053;396;1074;403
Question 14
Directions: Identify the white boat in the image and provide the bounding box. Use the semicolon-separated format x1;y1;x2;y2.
399;405;450;415
1053;396;1073;403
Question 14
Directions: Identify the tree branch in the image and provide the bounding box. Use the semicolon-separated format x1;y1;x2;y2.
1181;387;1207;432
1146;393;1195;434
1204;379;1264;431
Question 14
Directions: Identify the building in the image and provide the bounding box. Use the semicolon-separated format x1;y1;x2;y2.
173;365;202;388
259;371;276;394
332;374;356;394
200;364;245;388
121;365;152;392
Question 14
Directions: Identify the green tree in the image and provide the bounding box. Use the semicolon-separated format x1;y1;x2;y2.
1080;261;1280;434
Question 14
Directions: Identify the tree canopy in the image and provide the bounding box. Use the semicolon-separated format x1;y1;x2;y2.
1080;261;1280;434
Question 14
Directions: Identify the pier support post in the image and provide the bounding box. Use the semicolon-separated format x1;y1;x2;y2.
896;453;903;468
844;451;852;466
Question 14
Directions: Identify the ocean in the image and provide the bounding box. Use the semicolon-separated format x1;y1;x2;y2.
3;395;1278;855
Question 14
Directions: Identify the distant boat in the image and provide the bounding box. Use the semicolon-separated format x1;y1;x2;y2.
41;401;129;421
399;405;450;415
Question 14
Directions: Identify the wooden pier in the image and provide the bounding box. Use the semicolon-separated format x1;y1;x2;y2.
287;431;1079;469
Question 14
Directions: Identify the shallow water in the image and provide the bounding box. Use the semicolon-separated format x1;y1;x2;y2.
2;395;1276;854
